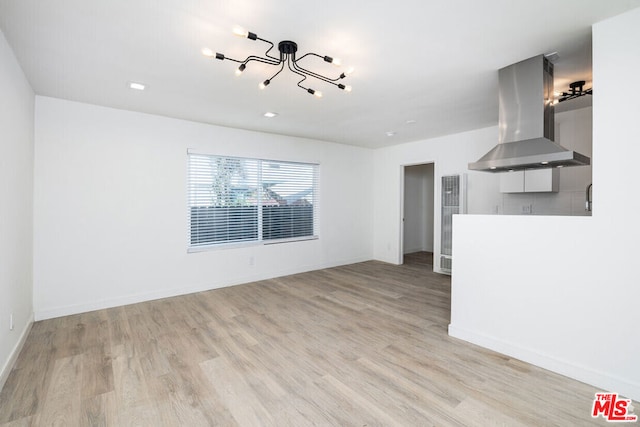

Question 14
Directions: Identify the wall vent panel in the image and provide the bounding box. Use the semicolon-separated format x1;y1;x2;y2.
440;174;466;275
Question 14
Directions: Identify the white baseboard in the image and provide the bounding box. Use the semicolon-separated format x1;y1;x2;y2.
448;324;640;402
0;312;34;393
35;256;372;321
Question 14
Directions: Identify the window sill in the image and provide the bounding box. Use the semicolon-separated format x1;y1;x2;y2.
187;235;319;253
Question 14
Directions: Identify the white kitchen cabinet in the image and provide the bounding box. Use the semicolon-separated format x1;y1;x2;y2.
500;169;559;193
500;171;525;192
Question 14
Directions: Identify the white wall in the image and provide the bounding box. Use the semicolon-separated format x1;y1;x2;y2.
403;163;434;254
0;29;34;389
373;126;501;272
450;7;640;402
33;97;373;320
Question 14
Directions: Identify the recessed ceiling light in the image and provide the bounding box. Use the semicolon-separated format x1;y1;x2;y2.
405;119;417;125
129;82;146;91
386;131;396;137
541;161;549;165
263;112;278;118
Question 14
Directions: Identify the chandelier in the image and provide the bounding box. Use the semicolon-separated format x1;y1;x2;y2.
557;80;592;103
203;27;353;98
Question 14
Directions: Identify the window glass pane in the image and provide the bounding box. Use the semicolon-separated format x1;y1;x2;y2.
189;155;259;246
261;161;316;241
188;154;318;248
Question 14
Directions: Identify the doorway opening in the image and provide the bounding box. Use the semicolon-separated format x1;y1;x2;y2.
401;163;435;268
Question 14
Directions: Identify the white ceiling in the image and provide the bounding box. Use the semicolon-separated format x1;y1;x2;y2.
1;0;639;148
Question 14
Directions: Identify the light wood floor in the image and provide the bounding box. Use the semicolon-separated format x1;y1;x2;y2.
0;255;624;426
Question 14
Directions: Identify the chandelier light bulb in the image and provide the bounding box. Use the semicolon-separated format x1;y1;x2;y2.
201;48;215;57
235;64;246;76
314;90;323;98
323;56;341;67
344;85;352;93
232;26;249;38
259;79;270;89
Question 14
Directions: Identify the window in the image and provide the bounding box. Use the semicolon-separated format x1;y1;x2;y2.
188;152;318;250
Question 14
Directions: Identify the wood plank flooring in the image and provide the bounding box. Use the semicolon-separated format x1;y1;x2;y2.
0;255;627;426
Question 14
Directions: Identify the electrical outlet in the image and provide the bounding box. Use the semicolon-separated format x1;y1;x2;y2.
9;313;14;331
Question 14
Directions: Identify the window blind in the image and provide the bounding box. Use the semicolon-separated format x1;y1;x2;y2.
188;153;318;249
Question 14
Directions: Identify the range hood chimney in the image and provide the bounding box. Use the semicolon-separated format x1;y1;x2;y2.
469;55;590;172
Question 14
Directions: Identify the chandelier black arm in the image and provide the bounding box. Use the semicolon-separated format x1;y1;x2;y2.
255;37;280;62
266;60;286;81
218;35;280;67
296;77;309;92
219;54;280;67
286;57;313;92
558;87;593;103
292;60;343;83
243;55;281;66
294;52;345;82
291;61;343;87
559;94;579;103
219;56;244;64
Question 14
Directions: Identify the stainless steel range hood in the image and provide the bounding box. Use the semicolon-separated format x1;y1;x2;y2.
469;55;590;172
